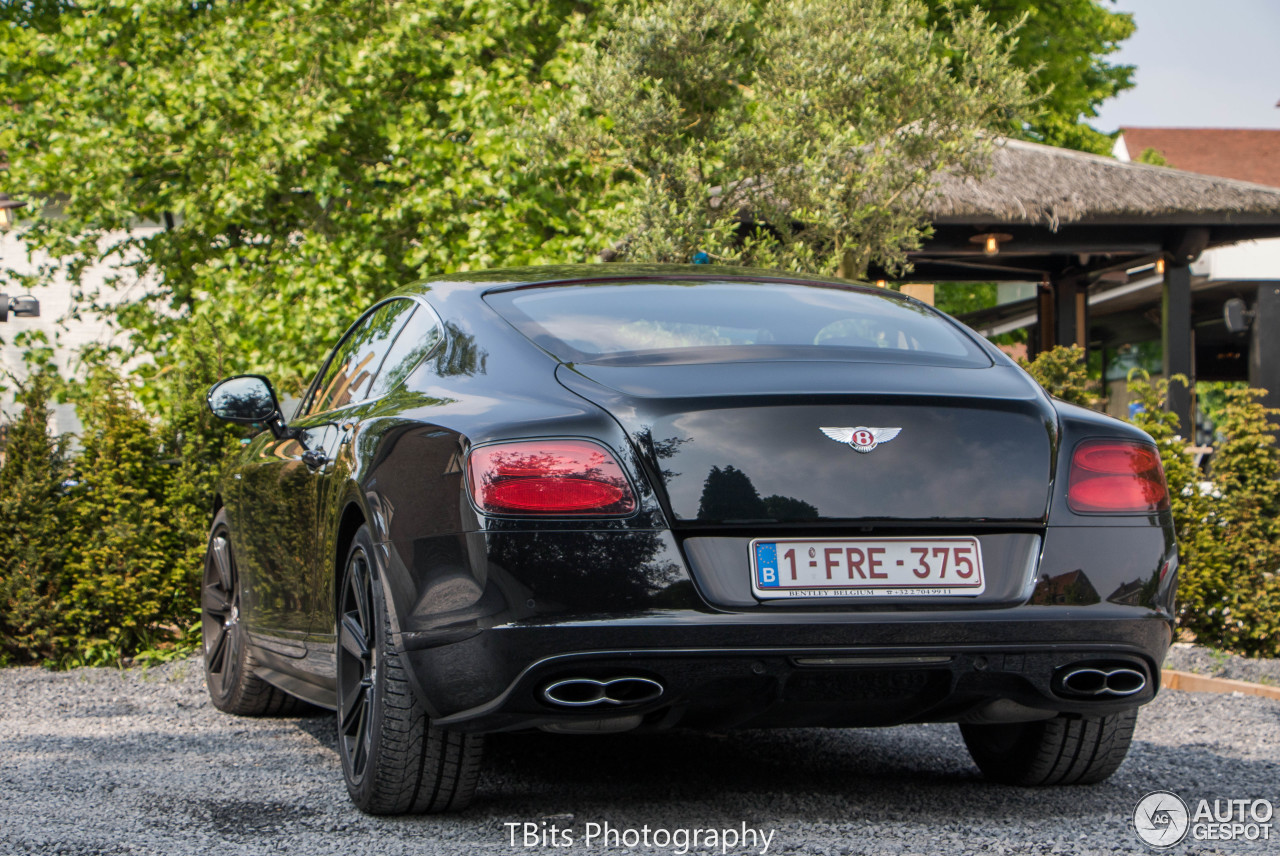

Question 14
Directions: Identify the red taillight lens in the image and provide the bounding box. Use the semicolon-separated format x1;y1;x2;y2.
1067;439;1170;514
467;440;637;516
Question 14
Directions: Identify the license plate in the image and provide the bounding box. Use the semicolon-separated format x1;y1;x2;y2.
750;537;985;599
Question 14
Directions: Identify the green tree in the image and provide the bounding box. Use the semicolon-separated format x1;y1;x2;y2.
59;368;185;663
1135;147;1170;166
924;0;1136;154
0;0;601;394
532;0;1032;278
0;371;72;663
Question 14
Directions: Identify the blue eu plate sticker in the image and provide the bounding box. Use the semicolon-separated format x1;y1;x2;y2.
755;542;779;588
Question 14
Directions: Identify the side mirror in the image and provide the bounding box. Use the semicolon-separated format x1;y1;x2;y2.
1223;297;1254;334
207;375;287;435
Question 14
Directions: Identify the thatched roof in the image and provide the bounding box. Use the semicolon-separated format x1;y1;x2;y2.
926;138;1280;230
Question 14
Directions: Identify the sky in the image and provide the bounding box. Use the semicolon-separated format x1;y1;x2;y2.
1091;0;1280;131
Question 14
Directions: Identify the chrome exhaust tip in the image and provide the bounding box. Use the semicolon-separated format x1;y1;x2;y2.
1059;666;1147;698
542;677;664;707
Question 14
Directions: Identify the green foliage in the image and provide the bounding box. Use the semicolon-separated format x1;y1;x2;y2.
0;340;235;666
1021;351;1280;657
0;0;600;394
59;369;188;664
934;282;998;317
1135;147;1170;166
151;336;242;591
1128;377;1280;656
1018;344;1097;407
924;0;1136;154
533;0;1033;278
0;372;72;662
0;1;1139;397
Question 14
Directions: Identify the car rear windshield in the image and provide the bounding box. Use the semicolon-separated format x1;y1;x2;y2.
485;280;991;367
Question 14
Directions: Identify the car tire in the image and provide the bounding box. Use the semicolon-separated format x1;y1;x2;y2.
336;524;484;815
960;709;1138;786
201;509;312;716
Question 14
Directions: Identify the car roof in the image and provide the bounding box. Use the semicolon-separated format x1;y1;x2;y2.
392;263;885;299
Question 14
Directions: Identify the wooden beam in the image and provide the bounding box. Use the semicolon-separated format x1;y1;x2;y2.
1163;670;1280;701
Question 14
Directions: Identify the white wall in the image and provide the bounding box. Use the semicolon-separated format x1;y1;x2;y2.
1192;237;1280;281
0;222;164;435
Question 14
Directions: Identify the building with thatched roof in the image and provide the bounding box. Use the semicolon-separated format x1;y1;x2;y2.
893;137;1280;436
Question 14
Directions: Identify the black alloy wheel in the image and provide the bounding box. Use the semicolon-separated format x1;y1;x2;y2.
202;520;242;701
337;543;377;784
201;509;311;716
336;525;484;814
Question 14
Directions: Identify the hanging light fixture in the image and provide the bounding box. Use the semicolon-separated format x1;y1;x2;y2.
969;232;1012;256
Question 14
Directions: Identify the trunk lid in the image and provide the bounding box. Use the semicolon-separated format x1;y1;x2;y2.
557;360;1056;525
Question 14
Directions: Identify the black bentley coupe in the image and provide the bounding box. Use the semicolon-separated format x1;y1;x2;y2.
203;264;1177;814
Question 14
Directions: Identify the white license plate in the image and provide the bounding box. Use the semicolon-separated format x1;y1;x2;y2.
750;537;985;599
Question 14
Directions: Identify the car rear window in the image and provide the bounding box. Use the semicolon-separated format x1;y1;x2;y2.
485;281;991;367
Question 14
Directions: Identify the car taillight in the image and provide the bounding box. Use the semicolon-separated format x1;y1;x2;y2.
1067;440;1170;514
467;439;637;516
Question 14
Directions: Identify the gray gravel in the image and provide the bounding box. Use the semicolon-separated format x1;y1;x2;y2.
1164;642;1280;686
2;657;1278;856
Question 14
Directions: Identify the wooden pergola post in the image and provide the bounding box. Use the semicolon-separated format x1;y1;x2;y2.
1032;276;1088;362
1249;283;1280;431
1053;276;1087;357
1162;262;1194;433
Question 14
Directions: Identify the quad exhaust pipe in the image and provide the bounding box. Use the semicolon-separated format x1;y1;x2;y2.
1059;666;1147;698
542;676;664;708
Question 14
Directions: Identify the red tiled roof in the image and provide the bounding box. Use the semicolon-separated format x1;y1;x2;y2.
1120;127;1280;189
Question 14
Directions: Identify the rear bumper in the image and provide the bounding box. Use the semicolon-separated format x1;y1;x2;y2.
386;520;1177;733
405;610;1173;732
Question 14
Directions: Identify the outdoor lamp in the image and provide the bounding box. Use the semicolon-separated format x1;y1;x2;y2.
0;294;40;323
0;194;27;231
970;232;1012;256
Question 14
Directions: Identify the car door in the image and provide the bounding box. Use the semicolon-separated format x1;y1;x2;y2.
238;298;417;657
305;301;444;645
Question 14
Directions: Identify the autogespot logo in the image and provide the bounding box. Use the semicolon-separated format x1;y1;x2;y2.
1134;791;1190;848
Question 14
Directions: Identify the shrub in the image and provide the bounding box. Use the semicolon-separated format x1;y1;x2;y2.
0;337;236;666
1018;344;1097;408
58;367;190;663
1025;345;1280;657
1161;385;1280;655
0;372;73;663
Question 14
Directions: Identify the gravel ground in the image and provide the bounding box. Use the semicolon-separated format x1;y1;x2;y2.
2;657;1278;856
1164;642;1280;686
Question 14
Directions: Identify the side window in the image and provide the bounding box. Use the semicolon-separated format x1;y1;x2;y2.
308;299;416;416
367;305;443;398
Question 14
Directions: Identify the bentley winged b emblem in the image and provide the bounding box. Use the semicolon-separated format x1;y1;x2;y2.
820;426;902;453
